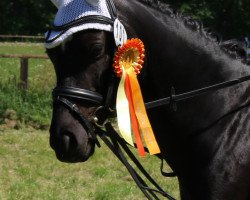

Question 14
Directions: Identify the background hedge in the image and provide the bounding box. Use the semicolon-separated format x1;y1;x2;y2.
0;0;249;39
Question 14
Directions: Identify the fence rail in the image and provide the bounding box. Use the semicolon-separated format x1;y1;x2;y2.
0;54;49;89
0;35;44;42
0;35;44;39
0;54;48;59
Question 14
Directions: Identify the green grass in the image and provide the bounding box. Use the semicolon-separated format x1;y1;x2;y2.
0;129;180;200
0;42;55;128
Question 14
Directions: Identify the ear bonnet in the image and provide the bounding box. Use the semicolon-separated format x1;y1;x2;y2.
45;0;126;48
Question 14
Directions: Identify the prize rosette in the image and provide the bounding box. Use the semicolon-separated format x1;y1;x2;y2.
113;38;160;157
113;38;145;77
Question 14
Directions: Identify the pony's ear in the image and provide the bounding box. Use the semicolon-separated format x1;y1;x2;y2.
86;0;100;7
50;0;63;8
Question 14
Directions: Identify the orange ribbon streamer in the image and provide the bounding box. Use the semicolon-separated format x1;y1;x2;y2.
125;74;146;157
127;68;160;155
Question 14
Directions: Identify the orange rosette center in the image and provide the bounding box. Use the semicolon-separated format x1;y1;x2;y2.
113;38;145;77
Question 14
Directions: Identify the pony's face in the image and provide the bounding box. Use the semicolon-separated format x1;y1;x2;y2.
47;30;114;162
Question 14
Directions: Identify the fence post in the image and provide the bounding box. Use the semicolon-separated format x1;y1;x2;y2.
19;58;29;89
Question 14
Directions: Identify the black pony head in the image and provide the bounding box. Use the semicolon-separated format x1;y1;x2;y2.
46;0;120;162
47;30;114;162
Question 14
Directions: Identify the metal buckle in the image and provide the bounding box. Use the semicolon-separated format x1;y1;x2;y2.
92;106;115;128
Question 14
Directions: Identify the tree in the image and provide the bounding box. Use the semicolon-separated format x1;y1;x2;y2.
165;0;250;39
0;0;56;35
0;0;249;38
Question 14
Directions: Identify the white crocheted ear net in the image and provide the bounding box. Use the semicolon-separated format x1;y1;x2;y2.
45;0;112;49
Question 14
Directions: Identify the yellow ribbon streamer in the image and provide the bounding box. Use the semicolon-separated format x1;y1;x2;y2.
116;70;134;146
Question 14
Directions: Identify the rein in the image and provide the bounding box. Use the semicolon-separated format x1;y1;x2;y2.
146;74;250;110
96;123;176;200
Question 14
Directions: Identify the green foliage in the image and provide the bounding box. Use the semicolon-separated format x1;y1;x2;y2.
0;42;55;129
0;1;56;35
0;83;52;129
165;0;250;38
0;0;249;38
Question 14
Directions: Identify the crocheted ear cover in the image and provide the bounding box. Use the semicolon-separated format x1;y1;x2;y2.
45;0;112;49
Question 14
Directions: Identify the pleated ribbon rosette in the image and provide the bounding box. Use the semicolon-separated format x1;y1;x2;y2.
113;38;160;157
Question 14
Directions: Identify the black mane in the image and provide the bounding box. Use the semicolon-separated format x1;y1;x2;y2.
139;0;248;64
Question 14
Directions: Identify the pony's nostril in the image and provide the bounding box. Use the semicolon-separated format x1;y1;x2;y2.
62;134;70;151
50;125;95;162
61;131;77;152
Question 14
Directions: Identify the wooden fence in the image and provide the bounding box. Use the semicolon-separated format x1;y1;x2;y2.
0;54;49;89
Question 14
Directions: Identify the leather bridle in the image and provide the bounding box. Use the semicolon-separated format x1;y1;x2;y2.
52;73;250;200
52;74;250;146
52;80;177;200
50;1;250;199
52;84;113;148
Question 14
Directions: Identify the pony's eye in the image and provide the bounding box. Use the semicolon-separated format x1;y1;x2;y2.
88;44;104;59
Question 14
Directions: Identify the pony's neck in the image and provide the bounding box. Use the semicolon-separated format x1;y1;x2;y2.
118;0;249;92
116;0;250;133
124;1;249;83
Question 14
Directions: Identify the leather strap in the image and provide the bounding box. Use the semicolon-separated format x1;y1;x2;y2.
146;74;250;109
53;86;103;105
106;0;117;19
51;15;114;31
96;123;176;200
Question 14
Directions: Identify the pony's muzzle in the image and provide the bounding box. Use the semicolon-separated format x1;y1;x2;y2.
49;106;96;163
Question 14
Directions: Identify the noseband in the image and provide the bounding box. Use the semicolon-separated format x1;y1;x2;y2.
52;85;114;148
53;86;103;105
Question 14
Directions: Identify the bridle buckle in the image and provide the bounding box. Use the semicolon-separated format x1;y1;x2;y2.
92;106;115;128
